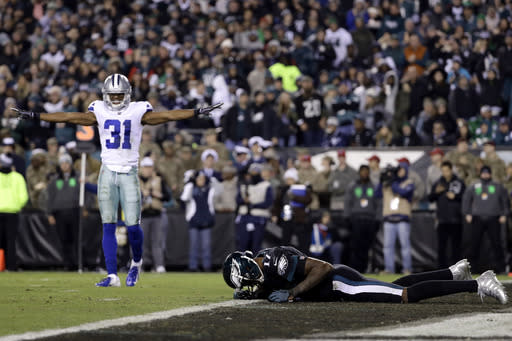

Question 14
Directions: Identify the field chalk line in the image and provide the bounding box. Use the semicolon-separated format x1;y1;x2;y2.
307;309;512;339
1;300;259;341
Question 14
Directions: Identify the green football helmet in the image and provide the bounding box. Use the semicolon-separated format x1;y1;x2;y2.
223;251;263;289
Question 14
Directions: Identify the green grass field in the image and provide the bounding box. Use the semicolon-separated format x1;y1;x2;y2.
1;271;508;338
0;272;232;337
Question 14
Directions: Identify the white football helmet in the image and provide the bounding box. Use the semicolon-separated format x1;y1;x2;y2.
102;74;131;111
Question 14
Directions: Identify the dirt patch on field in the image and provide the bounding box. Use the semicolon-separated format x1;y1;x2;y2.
41;284;511;341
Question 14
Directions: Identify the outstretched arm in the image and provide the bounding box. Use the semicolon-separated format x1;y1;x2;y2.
141;109;195;125
141;103;223;125
40;112;97;125
12;108;97;126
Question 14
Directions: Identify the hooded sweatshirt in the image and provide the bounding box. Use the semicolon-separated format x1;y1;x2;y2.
462;176;509;218
377;162;415;222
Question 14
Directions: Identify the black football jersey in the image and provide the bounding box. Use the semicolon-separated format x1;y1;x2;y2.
255;246;339;301
255;246;308;291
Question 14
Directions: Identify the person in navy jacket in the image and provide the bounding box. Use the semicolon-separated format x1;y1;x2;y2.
180;171;216;271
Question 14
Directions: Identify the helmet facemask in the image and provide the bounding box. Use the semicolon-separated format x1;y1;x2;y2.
223;252;264;290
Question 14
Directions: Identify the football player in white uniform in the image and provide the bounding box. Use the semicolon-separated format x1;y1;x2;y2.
13;74;222;287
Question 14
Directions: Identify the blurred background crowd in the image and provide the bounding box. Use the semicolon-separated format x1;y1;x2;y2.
1;0;512;274
2;0;512;150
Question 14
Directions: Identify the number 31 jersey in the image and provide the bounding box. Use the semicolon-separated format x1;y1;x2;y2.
88;100;153;168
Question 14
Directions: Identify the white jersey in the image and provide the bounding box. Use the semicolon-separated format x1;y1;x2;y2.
88;100;153;169
325;27;353;67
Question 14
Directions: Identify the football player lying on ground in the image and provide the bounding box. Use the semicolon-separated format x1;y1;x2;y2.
223;246;508;304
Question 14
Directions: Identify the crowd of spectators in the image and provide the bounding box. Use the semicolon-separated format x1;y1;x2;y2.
2;0;512;150
2;0;512;272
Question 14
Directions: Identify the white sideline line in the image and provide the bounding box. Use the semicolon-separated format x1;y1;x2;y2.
347;311;512;339
308;309;512;339
1;300;259;341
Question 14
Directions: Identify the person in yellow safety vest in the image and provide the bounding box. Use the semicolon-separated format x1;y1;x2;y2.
268;53;302;93
0;153;28;271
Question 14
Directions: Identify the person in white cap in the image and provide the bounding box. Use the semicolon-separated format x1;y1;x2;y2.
248;136;266;164
232;145;251;176
235;163;274;254
46;153;80;270
271;167;313;252
1;137;25;176
180;170;216;272
26;149;52;211
200;148;221;181
13;74;222;287
139;157;169;273
321;116;348;147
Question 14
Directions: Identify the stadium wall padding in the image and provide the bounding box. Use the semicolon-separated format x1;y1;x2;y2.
15;210;502;272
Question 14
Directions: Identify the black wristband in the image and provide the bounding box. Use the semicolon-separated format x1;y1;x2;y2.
33;112;40;119
193;108;200;117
